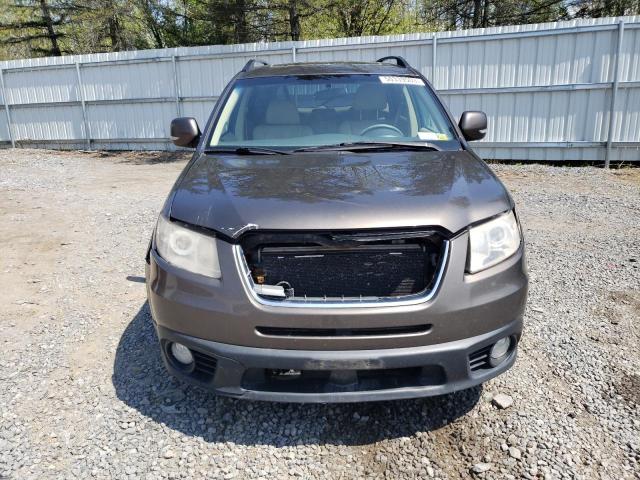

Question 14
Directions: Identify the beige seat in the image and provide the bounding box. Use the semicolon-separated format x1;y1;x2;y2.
253;100;313;140
339;84;389;135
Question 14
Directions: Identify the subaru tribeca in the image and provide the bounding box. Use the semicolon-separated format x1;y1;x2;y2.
145;56;528;402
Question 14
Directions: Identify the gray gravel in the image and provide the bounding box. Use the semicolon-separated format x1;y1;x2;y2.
0;149;639;479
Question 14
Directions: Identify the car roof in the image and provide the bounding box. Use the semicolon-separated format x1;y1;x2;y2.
236;61;416;79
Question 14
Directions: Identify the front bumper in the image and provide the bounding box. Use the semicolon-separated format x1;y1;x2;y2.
156;319;521;402
146;230;527;402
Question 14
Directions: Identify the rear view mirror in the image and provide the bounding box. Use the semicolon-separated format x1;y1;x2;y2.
459;111;487;141
170;117;200;148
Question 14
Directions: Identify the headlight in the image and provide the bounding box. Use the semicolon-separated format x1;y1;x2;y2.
155;215;221;278
468;211;521;273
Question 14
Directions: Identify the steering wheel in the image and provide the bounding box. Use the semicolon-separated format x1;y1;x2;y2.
359;124;403;137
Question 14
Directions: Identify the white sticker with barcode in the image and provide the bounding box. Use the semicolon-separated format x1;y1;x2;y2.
379;76;424;85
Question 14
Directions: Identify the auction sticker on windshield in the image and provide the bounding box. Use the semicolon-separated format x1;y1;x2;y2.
379;76;425;85
418;131;450;141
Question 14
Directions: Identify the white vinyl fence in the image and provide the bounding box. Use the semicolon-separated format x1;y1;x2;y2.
1;16;639;163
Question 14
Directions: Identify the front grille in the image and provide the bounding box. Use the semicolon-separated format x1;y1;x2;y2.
260;245;425;298
240;230;446;304
468;345;492;372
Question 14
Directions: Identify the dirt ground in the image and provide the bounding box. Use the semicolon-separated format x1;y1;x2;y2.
1;149;639;479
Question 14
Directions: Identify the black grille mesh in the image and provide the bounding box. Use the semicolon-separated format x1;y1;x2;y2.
260;245;427;298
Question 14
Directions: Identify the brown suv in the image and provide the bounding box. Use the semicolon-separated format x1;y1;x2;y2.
145;56;528;402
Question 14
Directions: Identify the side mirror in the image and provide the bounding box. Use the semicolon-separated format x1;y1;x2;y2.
170;117;200;148
459;111;487;141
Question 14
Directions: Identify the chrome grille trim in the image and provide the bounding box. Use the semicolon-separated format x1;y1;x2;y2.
233;240;449;309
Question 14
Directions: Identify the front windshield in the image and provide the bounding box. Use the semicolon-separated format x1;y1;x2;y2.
208;74;460;150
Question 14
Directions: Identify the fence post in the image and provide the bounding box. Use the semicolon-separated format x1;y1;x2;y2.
432;34;437;86
0;68;15;148
172;55;181;117
605;20;624;169
292;46;297;62
75;62;91;150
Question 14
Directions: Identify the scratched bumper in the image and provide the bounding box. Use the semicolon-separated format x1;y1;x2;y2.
155;319;521;403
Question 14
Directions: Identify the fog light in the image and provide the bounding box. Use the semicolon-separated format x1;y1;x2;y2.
170;342;194;365
490;337;512;362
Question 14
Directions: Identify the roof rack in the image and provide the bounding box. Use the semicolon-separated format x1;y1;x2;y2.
241;59;269;72
376;56;411;69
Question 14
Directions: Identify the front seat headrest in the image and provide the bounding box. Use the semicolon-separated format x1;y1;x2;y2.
352;84;387;111
265;99;300;124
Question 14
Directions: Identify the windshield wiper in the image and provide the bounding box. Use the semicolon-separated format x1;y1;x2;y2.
293;141;443;153
204;146;290;155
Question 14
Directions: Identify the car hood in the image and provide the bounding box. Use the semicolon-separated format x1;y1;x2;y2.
169;150;512;237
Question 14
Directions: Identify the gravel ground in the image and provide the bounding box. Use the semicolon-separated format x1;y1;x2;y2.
0;149;639;480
